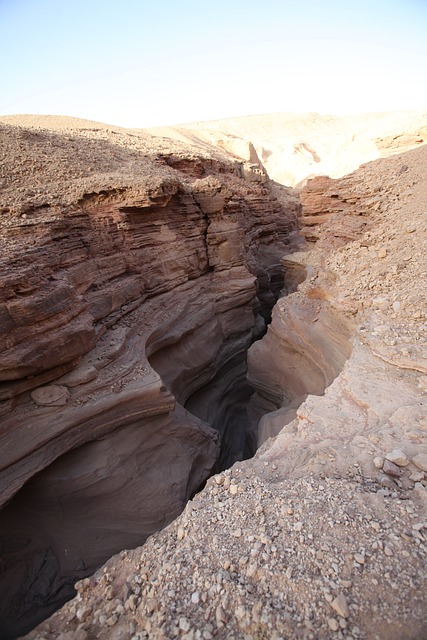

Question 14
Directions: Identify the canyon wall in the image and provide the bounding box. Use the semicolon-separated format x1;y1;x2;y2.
23;137;427;640
0;121;299;637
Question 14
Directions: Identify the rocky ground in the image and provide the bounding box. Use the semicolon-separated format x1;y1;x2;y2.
24;469;427;640
0;113;425;640
0;114;232;215
299;144;427;377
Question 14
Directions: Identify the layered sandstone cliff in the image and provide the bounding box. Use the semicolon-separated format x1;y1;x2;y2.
22;130;427;640
0;118;299;637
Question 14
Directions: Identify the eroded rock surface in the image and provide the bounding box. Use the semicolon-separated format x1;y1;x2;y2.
1;114;426;640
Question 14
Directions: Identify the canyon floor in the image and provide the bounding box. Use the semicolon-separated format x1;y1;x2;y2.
0;111;426;640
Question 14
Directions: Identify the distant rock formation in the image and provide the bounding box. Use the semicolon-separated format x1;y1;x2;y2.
147;109;427;186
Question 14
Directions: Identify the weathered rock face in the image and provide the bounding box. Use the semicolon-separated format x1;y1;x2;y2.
0;121;299;636
298;173;375;243
250;144;427;452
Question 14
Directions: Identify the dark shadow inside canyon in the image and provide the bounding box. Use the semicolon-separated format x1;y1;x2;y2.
148;262;289;472
0;264;289;640
0;252;353;640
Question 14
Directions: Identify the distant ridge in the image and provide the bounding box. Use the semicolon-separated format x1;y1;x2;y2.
145;109;427;186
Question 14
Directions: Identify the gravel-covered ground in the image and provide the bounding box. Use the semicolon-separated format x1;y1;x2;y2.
25;465;427;640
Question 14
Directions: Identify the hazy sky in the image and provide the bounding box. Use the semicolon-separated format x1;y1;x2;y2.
1;0;426;127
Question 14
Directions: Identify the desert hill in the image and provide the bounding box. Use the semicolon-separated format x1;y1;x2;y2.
146;109;427;186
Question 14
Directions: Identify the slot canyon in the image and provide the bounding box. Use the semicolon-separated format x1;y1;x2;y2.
0;114;426;640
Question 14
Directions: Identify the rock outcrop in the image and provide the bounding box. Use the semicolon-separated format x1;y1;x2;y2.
0;119;299;637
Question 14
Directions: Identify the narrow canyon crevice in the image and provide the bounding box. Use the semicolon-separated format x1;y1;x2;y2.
0;262;292;639
147;262;290;472
0;129;356;640
0;265;353;640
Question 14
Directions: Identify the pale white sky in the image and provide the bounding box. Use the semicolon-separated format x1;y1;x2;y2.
0;0;426;127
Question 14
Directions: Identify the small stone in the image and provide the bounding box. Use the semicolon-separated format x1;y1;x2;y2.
232;528;242;538
377;474;395;489
330;592;350;618
294;521;303;532
401;532;413;542
328;617;339;631
215;474;224;485
383;459;403;477
31;385;70;406
235;605;246;620
76;606;91;622
409;471;424;482
385;449;409;467
229;484;238;495
177;527;185;541
354;553;365;565
384;546;393;557
412;453;427;472
125;595;139;611
378;247;387;258
179;618;190;632
215;605;226;627
58;364;98;387
191;591;200;604
373;457;383;469
106;615;118;626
